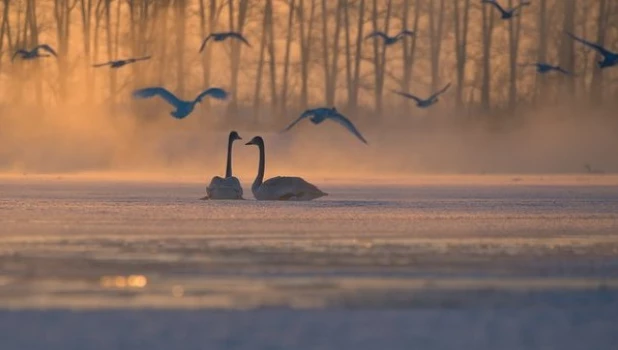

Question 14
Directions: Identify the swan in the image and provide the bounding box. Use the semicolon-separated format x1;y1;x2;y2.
132;86;228;119
282;107;368;144
481;0;530;20
520;62;572;75
93;56;151;69
199;32;251;52
364;30;415;46
391;82;451;108
245;136;327;201
12;44;57;62
566;32;618;69
202;131;244;200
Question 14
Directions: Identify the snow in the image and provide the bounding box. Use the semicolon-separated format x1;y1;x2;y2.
1;174;617;349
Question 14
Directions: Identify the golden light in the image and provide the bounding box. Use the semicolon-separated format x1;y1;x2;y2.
99;275;148;289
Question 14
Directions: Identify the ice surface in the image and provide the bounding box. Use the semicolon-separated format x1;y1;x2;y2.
1;175;618;349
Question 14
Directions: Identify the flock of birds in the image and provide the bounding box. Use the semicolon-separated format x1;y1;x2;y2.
10;0;618;200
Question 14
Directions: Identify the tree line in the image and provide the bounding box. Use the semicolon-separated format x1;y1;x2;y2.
0;0;616;128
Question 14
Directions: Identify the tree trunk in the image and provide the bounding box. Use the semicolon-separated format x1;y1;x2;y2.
371;0;392;115
590;0;609;104
298;0;316;109
507;0;524;112
252;2;269;122
453;0;470;110
481;3;495;112
226;0;250;117
559;0;576;97
279;0;295;117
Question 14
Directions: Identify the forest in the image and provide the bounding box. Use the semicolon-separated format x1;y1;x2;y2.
0;0;617;129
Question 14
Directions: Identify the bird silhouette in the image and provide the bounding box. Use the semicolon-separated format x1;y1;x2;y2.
132;87;228;119
520;62;572;75
93;56;151;69
12;44;58;62
392;83;452;108
199;32;251;52
364;30;415;46
282;107;368;144
481;0;531;20
566;32;618;69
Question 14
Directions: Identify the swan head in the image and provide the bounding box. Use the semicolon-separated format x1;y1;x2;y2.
245;136;264;146
229;131;242;142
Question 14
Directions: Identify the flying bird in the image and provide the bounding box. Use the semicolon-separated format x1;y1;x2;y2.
132;86;228;119
282;107;368;144
12;44;58;62
566;32;618;69
481;0;531;20
199;32;251;52
364;30;415;46
392;83;452;108
520;62;572;75
93;56;151;69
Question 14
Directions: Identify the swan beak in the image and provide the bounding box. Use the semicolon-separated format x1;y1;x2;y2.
245;141;253;145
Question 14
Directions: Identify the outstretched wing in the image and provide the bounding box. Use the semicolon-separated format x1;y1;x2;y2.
429;83;452;100
195;87;229;102
555;66;572;75
566;32;614;57
281;110;314;132
329;112;368;145
482;0;508;16
132;87;183;107
92;61;112;67
227;32;251;47
35;44;57;56
198;34;213;53
391;90;423;103
364;31;389;41
11;49;29;62
396;30;415;39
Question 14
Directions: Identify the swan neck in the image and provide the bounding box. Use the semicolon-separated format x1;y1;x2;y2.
225;137;233;178
253;142;265;190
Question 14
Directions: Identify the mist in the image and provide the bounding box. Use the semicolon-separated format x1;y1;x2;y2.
1;0;617;182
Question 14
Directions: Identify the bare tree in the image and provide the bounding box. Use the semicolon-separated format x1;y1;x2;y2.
279;0;296;117
453;0;470;109
481;2;495;112
297;0;317;109
507;0;525;111
370;0;393;114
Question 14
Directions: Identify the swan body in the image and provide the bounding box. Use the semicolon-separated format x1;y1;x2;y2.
566;32;618;69
245;136;327;201
520;62;572;75
199;32;251;52
132;86;228;119
364;30;415;46
481;0;530;19
93;56;151;69
204;131;244;200
12;44;57;62
282;107;368;144
392;83;451;108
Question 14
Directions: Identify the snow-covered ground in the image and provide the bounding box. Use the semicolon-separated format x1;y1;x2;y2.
1;174;617;349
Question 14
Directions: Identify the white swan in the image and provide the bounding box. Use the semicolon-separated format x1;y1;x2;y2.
245;136;327;201
203;131;244;200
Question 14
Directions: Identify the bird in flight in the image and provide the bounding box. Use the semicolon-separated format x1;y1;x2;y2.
392;83;452;108
93;56;151;69
364;30;415;46
132;87;228;119
566;32;618;69
199;32;251;52
282;107;368;144
520;62;572;75
481;0;531;20
12;44;57;62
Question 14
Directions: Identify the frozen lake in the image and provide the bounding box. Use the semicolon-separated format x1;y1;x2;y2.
1;174;618;349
